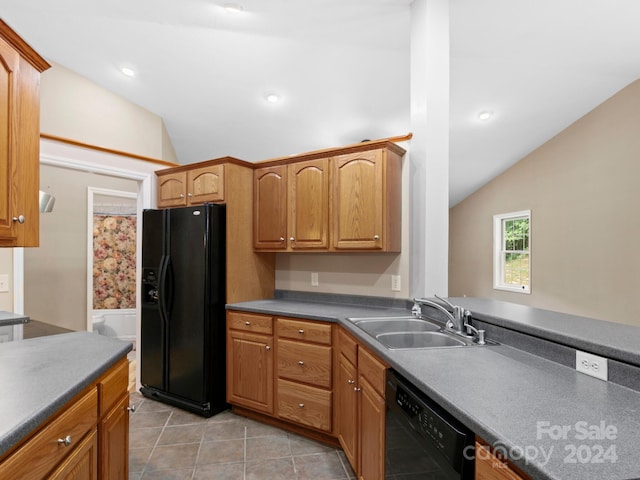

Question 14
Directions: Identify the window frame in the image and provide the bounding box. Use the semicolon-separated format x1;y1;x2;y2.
493;210;531;294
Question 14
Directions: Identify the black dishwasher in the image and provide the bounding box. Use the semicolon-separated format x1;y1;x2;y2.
385;370;475;479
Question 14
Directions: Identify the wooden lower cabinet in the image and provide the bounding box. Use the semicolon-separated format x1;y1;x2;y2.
0;358;130;480
335;327;387;480
226;312;275;414
50;430;98;480
476;441;529;480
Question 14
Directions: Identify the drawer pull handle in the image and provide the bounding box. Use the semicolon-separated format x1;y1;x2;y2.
187;192;193;197
290;237;295;242
127;405;137;413
298;329;304;334
244;321;251;326
12;215;25;224
265;345;271;351
298;403;305;408
279;237;285;242
57;435;72;447
179;194;185;199
298;360;304;366
347;379;355;385
354;387;362;392
373;234;380;240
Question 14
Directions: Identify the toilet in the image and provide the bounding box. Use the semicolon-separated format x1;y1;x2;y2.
92;314;106;335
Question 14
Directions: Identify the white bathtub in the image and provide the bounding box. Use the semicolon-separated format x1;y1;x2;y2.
92;309;136;342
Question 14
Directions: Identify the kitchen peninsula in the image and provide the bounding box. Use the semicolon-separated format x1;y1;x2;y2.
0;332;132;479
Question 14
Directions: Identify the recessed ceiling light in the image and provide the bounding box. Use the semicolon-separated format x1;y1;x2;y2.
120;67;135;77
478;110;494;121
265;93;280;103
223;3;244;13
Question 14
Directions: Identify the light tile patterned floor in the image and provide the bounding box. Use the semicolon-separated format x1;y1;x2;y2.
128;393;356;480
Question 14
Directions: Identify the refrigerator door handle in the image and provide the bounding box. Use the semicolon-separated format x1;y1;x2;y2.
158;255;171;319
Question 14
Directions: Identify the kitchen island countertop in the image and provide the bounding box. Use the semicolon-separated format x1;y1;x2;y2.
0;332;132;458
227;296;640;480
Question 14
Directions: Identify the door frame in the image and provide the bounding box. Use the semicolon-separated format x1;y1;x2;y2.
13;138;156;391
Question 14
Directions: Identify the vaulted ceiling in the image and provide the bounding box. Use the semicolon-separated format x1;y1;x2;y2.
3;0;640;205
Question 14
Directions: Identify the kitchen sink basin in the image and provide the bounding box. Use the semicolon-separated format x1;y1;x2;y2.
347;314;494;349
350;317;441;336
376;331;470;349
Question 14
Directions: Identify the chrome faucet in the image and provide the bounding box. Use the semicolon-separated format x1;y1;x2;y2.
413;296;466;334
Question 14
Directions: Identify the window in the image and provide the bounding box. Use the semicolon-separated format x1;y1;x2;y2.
493;210;530;293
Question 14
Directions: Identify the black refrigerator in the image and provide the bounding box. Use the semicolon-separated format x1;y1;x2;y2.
140;204;227;417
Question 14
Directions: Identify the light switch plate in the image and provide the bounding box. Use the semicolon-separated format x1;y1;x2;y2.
311;272;319;287
391;275;401;292
0;274;9;293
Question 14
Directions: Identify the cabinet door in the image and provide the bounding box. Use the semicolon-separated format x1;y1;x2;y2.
332;150;383;250
100;394;129;480
358;375;385;480
227;329;274;413
287;158;329;249
187;164;224;204
336;353;358;472
49;430;98;480
254;165;287;249
157;171;187;207
0;36;41;247
476;442;528;480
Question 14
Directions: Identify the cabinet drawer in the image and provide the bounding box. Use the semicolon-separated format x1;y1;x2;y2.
0;387;98;480
277;379;332;432
228;311;273;334
277;339;332;388
99;359;129;416
358;347;387;397
277;318;332;345
338;328;358;366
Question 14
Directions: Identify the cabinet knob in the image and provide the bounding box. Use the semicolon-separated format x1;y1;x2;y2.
179;194;185;198
244;321;251;326
298;329;304;335
127;405;137;413
279;237;285;242
289;237;295;242
354;387;362;392
265;345;271;351
347;379;355;385
57;435;72;447
298;403;305;408
298;360;304;366
373;235;380;240
187;193;193;197
12;215;25;224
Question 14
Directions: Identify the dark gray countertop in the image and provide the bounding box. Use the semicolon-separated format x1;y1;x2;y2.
0;332;132;457
0;311;29;327
227;297;640;480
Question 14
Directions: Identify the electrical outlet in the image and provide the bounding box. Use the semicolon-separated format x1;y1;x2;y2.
576;350;608;381
0;274;9;293
311;272;319;287
391;275;401;292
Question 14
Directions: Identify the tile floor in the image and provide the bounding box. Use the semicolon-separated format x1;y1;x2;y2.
128;393;356;480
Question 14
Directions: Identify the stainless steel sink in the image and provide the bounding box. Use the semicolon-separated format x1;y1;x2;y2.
376;331;470;349
350;317;441;336
347;314;493;349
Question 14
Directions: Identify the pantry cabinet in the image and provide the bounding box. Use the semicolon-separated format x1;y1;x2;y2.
0;20;50;247
335;327;387;479
253;142;403;252
0;358;130;480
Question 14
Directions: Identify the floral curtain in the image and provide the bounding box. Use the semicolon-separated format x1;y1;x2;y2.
93;215;137;309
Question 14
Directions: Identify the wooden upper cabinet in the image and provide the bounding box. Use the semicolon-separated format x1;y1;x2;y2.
0;21;50;247
287;159;329;250
331;148;401;251
157;171;187;207
187;164;224;204
156;164;225;208
254;165;287;250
